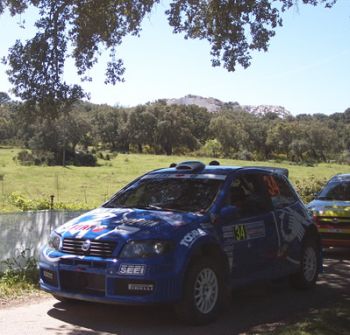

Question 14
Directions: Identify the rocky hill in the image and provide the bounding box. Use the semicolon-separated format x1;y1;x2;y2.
165;94;291;118
242;105;291;118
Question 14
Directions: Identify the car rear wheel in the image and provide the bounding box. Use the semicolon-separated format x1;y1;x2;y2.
290;237;320;289
174;257;226;325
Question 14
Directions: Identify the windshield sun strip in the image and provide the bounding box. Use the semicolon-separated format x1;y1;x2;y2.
141;174;227;181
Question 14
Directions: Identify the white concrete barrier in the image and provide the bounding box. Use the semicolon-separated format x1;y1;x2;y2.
0;210;87;271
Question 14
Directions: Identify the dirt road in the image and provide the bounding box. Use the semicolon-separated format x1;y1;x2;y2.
1;248;349;335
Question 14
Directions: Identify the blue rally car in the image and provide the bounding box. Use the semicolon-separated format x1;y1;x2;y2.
40;161;321;324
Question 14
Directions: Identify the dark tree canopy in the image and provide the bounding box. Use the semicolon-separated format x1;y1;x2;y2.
0;0;337;99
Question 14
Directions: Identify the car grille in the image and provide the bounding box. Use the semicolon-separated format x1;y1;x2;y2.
61;238;116;258
60;270;105;296
316;216;350;228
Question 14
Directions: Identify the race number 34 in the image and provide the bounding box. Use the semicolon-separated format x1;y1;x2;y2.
233;224;247;241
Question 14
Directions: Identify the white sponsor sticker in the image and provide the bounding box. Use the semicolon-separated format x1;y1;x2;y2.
180;228;206;247
119;264;146;276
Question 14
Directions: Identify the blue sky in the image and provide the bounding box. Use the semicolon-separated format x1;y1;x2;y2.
0;1;349;115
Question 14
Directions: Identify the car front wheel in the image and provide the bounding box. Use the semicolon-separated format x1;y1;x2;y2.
174;257;225;325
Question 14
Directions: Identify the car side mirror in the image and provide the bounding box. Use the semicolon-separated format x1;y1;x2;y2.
220;205;239;219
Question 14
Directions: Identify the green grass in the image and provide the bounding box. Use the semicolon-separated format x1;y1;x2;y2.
0;146;349;212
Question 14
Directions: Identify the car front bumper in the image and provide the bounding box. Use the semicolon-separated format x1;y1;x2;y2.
39;249;182;305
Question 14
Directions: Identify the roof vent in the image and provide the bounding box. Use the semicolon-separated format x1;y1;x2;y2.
209;160;220;166
176;161;205;172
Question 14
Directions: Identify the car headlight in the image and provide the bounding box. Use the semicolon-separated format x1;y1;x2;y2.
48;231;62;250
119;240;173;258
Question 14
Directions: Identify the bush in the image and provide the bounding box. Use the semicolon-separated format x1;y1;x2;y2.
7;192;92;211
293;176;328;203
14;150;56;166
73;151;97;166
196;139;222;158
64;149;96;166
234;150;255;161
0;249;38;286
14;150;35;166
336;151;350;164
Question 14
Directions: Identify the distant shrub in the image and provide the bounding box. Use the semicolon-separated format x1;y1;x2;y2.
14;150;35;166
293;176;327;203
14;150;56;166
336;151;350;164
97;152;111;161
7;192;92;211
234;150;255;161
196;139;222;158
73;151;97;166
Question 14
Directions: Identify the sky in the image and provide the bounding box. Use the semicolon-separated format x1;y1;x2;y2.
0;1;349;115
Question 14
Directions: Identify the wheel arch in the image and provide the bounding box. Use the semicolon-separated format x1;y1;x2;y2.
178;238;230;291
303;223;321;247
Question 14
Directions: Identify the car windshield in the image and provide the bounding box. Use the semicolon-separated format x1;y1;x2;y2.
317;181;350;201
104;177;223;212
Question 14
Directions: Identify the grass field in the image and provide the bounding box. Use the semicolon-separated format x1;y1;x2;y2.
0;146;349;212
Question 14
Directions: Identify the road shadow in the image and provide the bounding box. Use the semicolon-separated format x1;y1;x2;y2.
46;250;350;335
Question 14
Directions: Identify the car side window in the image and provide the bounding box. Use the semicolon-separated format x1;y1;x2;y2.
262;174;298;209
228;173;272;217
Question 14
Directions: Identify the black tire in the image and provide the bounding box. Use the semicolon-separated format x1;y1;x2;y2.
174;257;226;325
290;236;320;289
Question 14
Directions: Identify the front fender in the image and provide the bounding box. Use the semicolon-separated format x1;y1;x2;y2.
173;228;225;277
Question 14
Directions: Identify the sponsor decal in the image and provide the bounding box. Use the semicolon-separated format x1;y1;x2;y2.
95;224;140;240
279;208;305;243
128;283;154;291
92;225;108;232
223;221;265;242
43;270;54;280
245;221;266;239
275;207;306;264
180;228;206;247
119;264;146;276
122;218;159;228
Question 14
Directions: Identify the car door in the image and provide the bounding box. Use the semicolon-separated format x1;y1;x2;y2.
266;174;309;275
221;171;280;284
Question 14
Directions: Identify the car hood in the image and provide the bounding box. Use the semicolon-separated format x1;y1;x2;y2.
55;207;205;240
308;199;350;217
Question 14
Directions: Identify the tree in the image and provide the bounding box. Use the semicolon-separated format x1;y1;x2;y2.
209;114;249;157
153;106;199;155
127;107;157;153
1;0;337;88
0;92;11;105
91;105;128;151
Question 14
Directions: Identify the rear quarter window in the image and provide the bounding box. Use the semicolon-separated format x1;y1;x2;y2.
263;175;298;209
